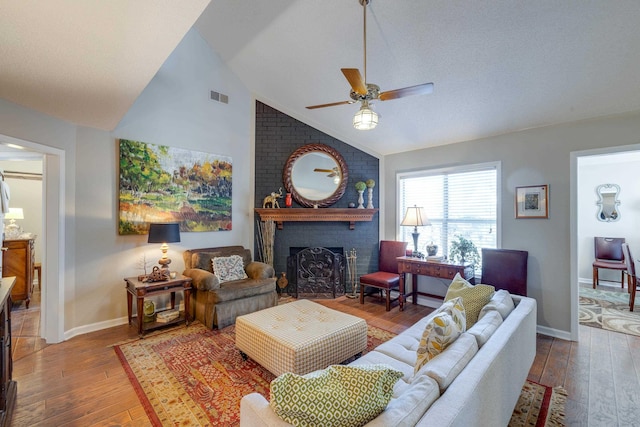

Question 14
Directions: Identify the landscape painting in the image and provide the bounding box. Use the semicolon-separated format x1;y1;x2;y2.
118;139;232;235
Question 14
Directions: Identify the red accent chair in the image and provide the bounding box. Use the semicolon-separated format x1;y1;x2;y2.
592;237;626;289
359;240;408;311
480;248;528;296
622;243;638;311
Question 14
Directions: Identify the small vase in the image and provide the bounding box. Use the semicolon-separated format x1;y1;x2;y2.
366;187;374;209
426;243;438;256
357;190;365;209
285;193;292;208
277;272;288;296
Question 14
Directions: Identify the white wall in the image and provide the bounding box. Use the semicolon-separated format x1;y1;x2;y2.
0;28;253;337
577;152;640;283
384;110;640;337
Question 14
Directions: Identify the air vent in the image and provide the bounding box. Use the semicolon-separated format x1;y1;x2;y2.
210;90;229;104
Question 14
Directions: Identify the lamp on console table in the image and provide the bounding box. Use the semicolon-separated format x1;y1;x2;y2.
401;205;430;255
147;223;181;271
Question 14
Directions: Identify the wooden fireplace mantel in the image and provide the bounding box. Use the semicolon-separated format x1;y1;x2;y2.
254;208;378;230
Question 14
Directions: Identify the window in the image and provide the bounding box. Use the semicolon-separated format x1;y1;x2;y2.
397;162;500;267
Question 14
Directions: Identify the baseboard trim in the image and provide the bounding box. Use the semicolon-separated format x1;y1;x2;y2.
537;325;572;341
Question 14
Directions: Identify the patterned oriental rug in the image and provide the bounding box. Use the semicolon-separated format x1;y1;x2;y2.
579;286;640;336
115;322;566;426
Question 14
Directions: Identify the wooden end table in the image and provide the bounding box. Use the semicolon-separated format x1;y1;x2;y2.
124;274;192;337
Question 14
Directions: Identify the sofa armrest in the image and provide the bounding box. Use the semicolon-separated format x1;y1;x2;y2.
245;261;275;280
182;268;220;291
240;393;292;427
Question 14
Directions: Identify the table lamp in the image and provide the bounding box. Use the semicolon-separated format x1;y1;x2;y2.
400;205;430;254
4;207;24;239
147;223;181;270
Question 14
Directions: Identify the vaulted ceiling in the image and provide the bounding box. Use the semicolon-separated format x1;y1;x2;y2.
2;1;640;156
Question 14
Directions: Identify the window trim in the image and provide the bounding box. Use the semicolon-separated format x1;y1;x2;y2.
395;161;502;251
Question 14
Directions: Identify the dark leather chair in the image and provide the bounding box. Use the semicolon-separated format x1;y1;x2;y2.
622;243;638;311
480;248;528;296
359;240;408;311
592;237;626;289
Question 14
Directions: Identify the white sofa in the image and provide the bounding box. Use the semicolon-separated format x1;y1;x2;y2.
240;292;537;427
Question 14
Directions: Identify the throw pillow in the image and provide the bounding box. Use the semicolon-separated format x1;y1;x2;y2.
444;273;495;329
435;296;467;332
270;364;403;427
211;255;248;283
414;312;462;375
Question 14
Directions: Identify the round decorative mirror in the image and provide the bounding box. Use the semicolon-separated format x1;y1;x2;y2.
596;183;621;222
283;143;349;208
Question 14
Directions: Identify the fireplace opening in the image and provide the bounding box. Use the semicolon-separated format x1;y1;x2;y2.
286;247;345;298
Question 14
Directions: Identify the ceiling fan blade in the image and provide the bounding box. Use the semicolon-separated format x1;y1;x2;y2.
341;68;368;95
379;82;434;101
313;169;334;173
306;100;353;110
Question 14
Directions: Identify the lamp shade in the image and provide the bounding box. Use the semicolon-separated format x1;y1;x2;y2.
147;223;181;243
353;102;378;130
401;206;430;227
5;207;24;220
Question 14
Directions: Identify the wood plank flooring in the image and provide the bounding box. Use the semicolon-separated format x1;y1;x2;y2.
10;290;640;426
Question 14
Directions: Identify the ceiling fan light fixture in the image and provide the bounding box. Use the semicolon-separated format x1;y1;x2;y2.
353;102;378;130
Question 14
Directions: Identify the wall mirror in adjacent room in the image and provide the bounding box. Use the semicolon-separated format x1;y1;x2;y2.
283;143;349;207
596;183;620;222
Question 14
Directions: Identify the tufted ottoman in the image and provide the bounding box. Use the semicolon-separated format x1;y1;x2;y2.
235;299;368;376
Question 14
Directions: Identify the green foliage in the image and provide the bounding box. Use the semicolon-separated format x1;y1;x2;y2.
355;181;366;191
449;235;480;268
365;179;376;188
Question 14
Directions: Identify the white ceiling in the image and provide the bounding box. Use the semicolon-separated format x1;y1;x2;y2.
2;1;640;156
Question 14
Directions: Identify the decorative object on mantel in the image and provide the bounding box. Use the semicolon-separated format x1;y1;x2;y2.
4;207;24;239
256;219;275;266
147;222;181;271
262;187;283;209
366;179;375;209
355;181;366;209
285;192;292;208
400;205;429;255
255;208;378;230
345;248;358;299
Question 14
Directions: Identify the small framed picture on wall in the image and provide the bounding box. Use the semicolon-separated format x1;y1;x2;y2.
515;185;548;219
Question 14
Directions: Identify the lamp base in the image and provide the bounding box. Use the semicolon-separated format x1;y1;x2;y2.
411;231;420;254
158;258;172;270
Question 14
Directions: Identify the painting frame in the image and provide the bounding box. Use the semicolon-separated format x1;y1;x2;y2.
515;185;548;219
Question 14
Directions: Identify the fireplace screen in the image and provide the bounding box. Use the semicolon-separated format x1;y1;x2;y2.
287;247;345;298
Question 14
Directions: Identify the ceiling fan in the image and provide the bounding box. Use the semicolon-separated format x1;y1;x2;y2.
313;167;339;178
306;0;434;130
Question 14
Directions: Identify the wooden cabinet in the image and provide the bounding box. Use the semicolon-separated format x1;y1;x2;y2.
2;238;35;308
0;277;16;426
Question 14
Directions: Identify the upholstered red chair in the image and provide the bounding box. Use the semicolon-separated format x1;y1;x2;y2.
592;237;626;289
480;248;528;296
622;243;638;311
359;240;408;311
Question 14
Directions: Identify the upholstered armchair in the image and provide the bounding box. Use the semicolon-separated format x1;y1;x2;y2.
183;246;277;329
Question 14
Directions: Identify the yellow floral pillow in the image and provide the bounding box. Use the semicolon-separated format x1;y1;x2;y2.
436;296;466;332
270;364;403;427
414;312;462;375
444;273;495;329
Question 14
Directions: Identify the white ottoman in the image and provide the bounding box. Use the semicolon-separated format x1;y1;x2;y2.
235;299;368;376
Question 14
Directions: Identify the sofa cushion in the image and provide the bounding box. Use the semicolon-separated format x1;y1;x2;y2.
414;332;478;392
434;296;466;332
366;374;440;427
466;309;502;348
478;289;515;320
209;279;277;303
445;273;495;329
212;255;249;283
270;364;402;427
182;268;219;291
192;251;222;272
414;312;463;375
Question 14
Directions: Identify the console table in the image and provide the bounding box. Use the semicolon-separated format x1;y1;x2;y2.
396;256;475;309
124;275;192;337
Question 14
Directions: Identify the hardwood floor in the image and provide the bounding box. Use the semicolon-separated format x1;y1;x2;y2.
9;290;640;426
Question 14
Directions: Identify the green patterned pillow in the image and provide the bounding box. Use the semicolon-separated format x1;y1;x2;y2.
444;273;495;329
436;296;466;332
414;312;463;375
270;364;403;427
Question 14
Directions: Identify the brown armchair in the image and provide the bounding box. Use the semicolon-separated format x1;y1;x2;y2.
359;240;408;311
592;237;626;289
480;248;528;296
622;243;638;311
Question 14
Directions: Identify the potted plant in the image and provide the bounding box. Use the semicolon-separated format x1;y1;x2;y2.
449;235;480;269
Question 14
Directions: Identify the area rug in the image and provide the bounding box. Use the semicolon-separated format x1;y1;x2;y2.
116;322;566;426
579;286;640;336
509;380;567;427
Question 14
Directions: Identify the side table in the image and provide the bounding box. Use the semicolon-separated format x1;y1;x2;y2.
124;274;193;337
